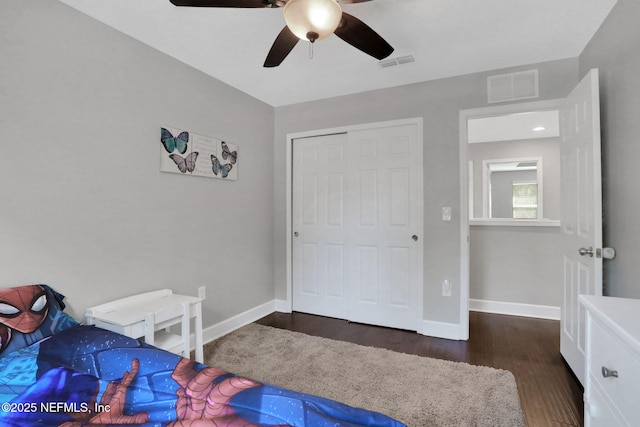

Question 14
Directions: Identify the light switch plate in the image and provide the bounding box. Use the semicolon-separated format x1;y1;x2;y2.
442;207;452;221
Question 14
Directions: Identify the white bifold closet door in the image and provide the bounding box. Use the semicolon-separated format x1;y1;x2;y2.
292;123;422;331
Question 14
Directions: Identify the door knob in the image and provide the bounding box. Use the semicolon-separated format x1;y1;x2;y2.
294;231;299;237
578;246;594;257
412;235;418;241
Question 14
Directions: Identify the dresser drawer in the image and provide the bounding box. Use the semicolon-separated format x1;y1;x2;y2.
589;315;640;423
585;380;625;427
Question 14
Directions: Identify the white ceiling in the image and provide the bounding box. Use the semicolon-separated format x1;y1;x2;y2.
468;110;560;143
57;0;616;107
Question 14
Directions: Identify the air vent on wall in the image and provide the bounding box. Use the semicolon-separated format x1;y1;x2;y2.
379;54;415;68
487;69;539;104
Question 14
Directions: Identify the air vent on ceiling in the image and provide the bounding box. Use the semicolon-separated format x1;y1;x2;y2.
379;54;415;68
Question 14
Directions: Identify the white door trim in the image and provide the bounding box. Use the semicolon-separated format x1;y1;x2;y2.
458;99;561;341
285;117;424;329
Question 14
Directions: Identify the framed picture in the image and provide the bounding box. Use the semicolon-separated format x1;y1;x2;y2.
160;126;238;181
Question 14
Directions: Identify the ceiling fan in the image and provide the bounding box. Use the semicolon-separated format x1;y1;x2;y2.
169;0;394;67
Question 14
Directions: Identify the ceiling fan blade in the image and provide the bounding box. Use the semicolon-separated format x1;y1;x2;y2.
338;0;373;3
170;0;280;7
333;12;393;60
264;26;300;67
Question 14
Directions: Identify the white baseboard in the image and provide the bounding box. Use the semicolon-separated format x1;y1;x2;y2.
201;300;277;345
420;319;466;340
469;298;560;320
274;298;291;313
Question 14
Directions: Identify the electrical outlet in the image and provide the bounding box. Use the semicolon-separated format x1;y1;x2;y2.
442;280;452;297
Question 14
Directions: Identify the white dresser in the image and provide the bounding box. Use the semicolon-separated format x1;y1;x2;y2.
580;295;640;426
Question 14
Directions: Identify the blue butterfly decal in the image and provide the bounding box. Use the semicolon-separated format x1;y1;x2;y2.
211;154;233;178
161;128;189;154
221;141;237;165
170;152;199;173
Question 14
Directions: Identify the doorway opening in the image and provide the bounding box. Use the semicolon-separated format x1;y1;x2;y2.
459;99;564;339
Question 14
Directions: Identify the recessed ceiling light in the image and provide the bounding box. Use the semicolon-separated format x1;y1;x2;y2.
532;126;546;132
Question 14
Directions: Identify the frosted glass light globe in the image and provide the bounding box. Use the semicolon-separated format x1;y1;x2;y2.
283;0;342;42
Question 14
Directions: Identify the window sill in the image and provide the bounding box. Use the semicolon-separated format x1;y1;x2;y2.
470;218;561;227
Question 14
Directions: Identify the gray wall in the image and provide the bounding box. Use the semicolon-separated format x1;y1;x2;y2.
0;0;275;325
274;59;578;325
579;0;640;298
470;226;563;306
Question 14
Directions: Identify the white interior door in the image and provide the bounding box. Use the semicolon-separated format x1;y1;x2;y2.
292;122;423;331
559;69;603;385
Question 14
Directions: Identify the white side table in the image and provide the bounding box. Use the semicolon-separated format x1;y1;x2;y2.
85;289;204;363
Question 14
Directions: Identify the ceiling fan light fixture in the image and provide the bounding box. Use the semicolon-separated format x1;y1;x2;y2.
283;0;342;42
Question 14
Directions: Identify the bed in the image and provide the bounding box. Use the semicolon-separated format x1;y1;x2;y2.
0;284;405;427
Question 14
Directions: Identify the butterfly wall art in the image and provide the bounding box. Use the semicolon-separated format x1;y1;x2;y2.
159;126;239;181
211;154;233;178
161;127;189;154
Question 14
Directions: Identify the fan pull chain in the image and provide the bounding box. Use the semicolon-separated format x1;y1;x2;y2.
309;41;314;59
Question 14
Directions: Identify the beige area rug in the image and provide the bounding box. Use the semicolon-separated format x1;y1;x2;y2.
204;323;525;427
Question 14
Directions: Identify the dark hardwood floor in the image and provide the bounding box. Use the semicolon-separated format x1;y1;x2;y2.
256;311;583;427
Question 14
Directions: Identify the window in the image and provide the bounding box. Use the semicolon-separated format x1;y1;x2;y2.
481;157;542;220
512;182;538;219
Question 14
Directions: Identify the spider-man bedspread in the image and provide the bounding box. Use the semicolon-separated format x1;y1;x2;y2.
0;285;404;427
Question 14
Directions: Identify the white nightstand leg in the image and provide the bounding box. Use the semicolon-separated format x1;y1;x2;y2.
194;301;204;363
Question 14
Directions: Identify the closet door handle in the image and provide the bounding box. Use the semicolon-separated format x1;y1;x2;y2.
412;235;418;242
